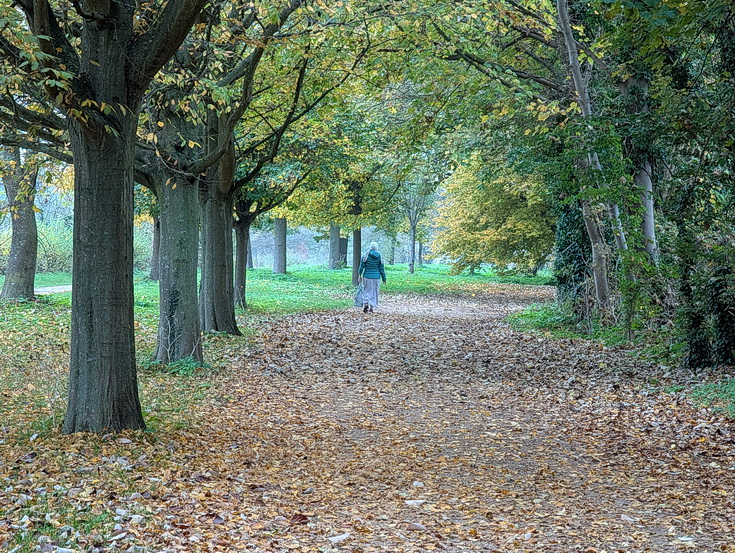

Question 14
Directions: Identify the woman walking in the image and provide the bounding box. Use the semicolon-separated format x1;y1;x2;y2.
358;242;386;313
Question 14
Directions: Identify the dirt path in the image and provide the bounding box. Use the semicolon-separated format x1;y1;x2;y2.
34;285;72;295
132;285;734;552
4;284;733;552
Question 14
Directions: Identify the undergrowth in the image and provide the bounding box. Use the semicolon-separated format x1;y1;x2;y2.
508;302;735;416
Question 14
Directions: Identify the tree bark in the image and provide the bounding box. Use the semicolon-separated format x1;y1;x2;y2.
153;172;202;364
65;115;145;433
247;234;254;269
234;219;251;308
581;199;610;308
408;224;417;274
618;76;658;266
0;148;37;300
389;238;396;265
352;227;362;286
418;242;424;266
339;237;348;266
149;214;160;280
637;159;659;264
273;217;287;274
24;0;209;434
199;165;240;335
329;222;341;269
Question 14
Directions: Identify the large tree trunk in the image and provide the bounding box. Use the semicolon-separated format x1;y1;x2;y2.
329;222;341;269
199;173;240;335
29;0;209;434
352;227;362;286
408;224;417;274
273;217;287;274
153;173;202;364
234;219;251;308
149;214;160;280
65;115;145;433
0;148;38;301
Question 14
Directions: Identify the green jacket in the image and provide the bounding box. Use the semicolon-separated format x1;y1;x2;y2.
359;250;386;282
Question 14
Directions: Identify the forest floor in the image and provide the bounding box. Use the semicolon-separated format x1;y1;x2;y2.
2;284;735;552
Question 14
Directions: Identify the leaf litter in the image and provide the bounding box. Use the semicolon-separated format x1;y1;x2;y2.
1;283;734;552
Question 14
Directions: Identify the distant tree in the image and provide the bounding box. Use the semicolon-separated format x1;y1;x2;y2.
0;148;38;300
433;154;555;274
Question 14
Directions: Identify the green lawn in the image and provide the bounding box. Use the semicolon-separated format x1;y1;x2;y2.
0;271;73;288
3;263;553;316
245;263;553;313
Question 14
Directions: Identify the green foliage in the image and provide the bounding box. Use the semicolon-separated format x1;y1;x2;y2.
0;220;153;275
691;379;735;417
142;356;211;376
432;152;556;274
553;201;592;307
33;220;73;273
508;301;684;362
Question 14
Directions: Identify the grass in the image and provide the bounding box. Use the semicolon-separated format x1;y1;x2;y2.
244;263;554;313
0;271;73;288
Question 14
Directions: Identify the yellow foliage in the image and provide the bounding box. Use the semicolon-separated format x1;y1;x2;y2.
432;156;555;273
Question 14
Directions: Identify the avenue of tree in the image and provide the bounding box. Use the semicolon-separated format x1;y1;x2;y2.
0;0;733;432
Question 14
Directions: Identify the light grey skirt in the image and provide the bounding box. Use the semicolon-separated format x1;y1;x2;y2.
362;278;380;308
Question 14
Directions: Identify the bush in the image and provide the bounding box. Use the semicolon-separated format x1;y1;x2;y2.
36;220;74;273
2;218;154;275
133;221;153;272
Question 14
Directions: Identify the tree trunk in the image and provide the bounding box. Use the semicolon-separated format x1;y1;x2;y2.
329;222;341;269
273;217;287;274
408;224;416;274
199;160;240;335
234;219;251;308
557;0;614;308
153;173;202;364
339;237;348;266
0;148;37;300
149;214;160;280
581;200;611;308
64;115;145;433
618;76;658;266
34;0;209;434
606;199;628;253
389;239;396;265
637;159;659;264
352;228;362;286
418;242;424;266
247;234;254;269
